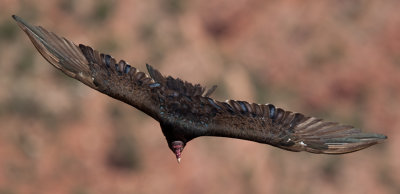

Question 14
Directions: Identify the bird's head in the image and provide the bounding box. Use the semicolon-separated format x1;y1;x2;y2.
169;140;186;163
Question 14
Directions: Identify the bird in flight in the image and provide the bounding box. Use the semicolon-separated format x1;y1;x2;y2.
13;15;386;163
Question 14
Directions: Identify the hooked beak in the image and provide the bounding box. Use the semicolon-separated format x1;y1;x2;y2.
171;141;184;163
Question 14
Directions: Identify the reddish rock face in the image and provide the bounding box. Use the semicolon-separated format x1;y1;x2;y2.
1;1;398;194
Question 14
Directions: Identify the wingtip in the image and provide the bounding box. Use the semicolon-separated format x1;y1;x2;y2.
11;15;30;30
312;132;388;154
358;133;388;142
374;133;388;143
11;15;23;23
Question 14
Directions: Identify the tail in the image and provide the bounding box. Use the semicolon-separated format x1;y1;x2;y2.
12;15;96;88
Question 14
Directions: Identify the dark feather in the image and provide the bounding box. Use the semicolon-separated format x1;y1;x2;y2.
14;15;386;157
203;100;386;154
13;15;160;119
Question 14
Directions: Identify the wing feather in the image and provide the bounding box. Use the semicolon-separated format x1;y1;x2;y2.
145;64;217;98
14;15;386;154
202;99;386;154
13;15;160;119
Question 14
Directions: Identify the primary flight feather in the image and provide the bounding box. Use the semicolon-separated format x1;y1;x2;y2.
13;15;387;163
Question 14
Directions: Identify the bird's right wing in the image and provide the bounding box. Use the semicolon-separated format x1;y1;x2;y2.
13;15;161;119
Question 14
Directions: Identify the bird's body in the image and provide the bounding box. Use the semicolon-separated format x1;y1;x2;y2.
13;15;386;163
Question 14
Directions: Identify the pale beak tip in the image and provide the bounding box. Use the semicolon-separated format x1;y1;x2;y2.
177;158;181;164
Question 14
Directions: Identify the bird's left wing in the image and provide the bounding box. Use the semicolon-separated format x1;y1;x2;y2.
142;54;386;154
201;99;387;154
13;15;160;119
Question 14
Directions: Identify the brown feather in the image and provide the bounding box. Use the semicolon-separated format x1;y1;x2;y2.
13;15;160;119
204;100;386;154
14;15;386;157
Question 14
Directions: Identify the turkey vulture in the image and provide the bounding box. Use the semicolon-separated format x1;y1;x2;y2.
13;15;386;163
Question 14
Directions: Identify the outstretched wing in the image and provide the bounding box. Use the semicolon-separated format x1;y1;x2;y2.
143;47;386;154
202;99;386;154
14;15;386;154
142;66;387;154
13;15;160;119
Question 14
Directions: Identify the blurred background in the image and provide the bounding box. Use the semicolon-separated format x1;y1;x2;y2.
0;0;399;193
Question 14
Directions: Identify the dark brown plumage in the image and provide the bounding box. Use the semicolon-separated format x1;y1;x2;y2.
13;15;387;163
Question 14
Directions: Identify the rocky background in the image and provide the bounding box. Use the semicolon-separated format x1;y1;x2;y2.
0;0;399;193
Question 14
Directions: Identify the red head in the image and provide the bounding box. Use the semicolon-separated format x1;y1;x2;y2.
170;141;185;163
